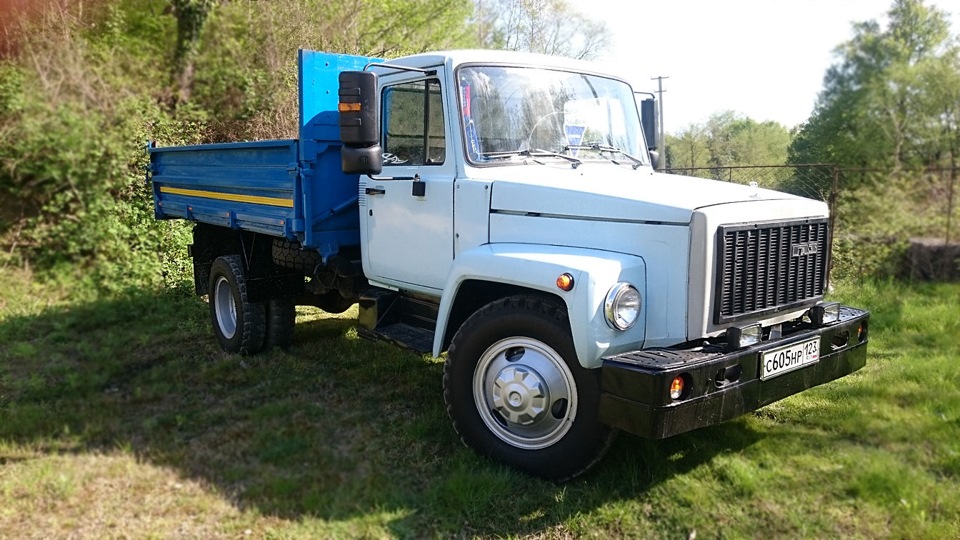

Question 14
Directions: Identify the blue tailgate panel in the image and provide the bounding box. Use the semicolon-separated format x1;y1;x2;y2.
298;50;381;256
151;140;301;238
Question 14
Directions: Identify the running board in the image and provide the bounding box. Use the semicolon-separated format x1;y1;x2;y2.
358;323;434;354
357;289;438;354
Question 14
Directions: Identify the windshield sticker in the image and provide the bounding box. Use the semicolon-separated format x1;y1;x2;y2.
564;125;586;155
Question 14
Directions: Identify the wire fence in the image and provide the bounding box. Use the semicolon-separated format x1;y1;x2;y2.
665;164;960;280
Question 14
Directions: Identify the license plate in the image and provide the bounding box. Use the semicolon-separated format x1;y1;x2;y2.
760;337;820;380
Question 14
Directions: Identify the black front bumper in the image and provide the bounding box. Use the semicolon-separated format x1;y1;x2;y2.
599;306;869;439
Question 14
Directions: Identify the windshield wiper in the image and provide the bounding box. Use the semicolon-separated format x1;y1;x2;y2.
563;143;645;170
481;149;582;169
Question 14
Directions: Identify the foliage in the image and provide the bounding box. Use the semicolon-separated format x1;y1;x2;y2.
832;167;960;280
0;1;202;291
178;0;477;140
170;0;219;104
789;0;959;173
1;0;954;289
665;111;793;185
0;0;479;289
473;0;611;60
785;0;960;279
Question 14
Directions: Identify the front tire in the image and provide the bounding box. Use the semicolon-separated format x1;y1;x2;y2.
209;255;266;355
443;295;615;481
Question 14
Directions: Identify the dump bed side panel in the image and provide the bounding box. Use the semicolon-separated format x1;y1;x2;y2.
150;140;301;238
150;50;383;259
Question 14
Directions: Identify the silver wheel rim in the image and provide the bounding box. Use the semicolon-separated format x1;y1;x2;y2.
213;276;237;339
473;337;577;450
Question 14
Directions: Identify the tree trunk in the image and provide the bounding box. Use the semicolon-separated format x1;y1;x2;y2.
171;0;215;106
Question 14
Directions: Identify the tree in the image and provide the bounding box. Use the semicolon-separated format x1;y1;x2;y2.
666;122;710;170
790;0;960;277
473;0;611;60
170;0;219;104
789;0;957;173
185;0;476;141
666;111;792;184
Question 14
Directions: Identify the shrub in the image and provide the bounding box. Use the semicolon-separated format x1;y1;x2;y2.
0;1;198;292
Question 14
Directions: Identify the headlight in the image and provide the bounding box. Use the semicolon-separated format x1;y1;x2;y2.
604;282;641;331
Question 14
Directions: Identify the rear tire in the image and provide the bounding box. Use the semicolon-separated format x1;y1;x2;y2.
272;238;319;272
264;297;296;350
209;255;266;355
443;295;615;481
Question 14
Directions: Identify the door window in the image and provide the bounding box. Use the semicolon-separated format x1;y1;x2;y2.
382;79;445;166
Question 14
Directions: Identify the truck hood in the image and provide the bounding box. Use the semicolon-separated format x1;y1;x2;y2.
485;164;807;224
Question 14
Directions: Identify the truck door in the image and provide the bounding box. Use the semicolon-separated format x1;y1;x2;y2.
361;72;454;291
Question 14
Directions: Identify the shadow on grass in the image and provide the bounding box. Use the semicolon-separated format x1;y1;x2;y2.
0;287;775;536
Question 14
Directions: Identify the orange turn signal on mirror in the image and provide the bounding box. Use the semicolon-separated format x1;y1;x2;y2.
338;102;362;112
556;273;575;291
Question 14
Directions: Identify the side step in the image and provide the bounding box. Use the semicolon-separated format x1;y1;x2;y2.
357;289;438;354
365;323;435;354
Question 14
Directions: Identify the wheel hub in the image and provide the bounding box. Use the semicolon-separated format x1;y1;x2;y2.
472;337;578;450
492;366;548;425
214;276;237;339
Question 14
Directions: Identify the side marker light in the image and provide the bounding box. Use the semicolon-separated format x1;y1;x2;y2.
556;273;575;291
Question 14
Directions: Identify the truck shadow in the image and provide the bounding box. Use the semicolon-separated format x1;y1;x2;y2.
0;287;795;536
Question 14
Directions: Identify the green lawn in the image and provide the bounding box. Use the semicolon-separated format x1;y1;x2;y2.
1;270;958;539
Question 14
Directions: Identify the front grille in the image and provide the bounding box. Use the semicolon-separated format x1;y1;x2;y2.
715;218;829;324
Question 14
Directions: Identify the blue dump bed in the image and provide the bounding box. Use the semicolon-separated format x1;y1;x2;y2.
150;50;380;259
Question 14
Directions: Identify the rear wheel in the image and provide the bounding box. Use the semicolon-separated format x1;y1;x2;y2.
443;295;615;481
264;297;296;350
272;238;319;272
209;255;266;355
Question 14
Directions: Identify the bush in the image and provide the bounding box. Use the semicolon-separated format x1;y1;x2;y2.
831;171;944;281
0;1;198;292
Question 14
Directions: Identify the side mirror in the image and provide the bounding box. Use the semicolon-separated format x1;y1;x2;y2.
341;146;382;175
339;70;382;175
648;150;660;171
640;98;658;152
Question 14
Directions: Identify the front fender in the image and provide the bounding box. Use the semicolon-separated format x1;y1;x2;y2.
433;243;647;368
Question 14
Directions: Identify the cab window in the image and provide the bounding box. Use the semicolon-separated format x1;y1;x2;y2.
382;79;445;166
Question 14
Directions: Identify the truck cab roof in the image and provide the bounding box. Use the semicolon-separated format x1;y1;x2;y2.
376;49;629;83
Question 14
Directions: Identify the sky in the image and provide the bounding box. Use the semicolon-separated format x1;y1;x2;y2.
573;0;960;134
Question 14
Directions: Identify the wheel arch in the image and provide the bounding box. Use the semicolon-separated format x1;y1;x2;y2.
432;243;649;368
439;279;566;355
191;224;302;302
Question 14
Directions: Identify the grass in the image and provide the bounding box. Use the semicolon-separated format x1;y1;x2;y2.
1;268;959;538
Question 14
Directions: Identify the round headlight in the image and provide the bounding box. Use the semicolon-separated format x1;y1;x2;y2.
604;282;641;331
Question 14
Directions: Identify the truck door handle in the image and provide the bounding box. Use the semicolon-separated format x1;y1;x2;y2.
365;187;385;196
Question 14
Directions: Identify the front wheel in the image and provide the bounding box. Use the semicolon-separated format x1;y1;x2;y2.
443;295;615;481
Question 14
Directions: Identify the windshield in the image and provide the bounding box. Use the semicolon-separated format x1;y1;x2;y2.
457;65;648;166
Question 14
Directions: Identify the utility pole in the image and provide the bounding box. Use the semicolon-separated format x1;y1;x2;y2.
651;75;669;170
477;0;483;44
